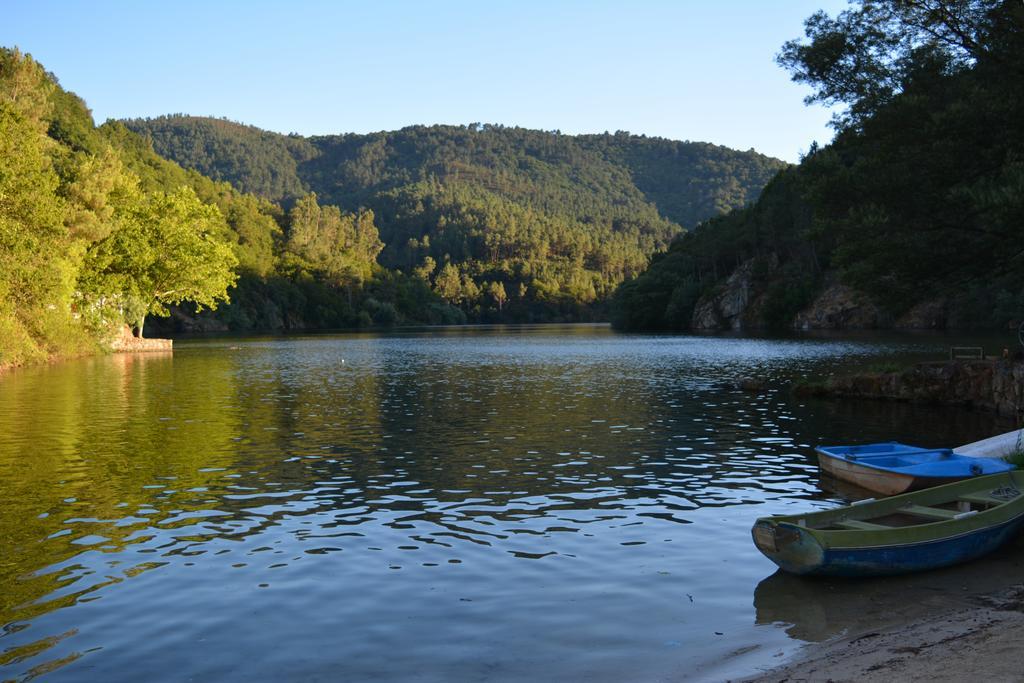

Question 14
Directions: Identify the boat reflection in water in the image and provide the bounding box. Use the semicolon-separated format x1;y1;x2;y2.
754;570;860;642
754;531;1024;643
817;471;879;502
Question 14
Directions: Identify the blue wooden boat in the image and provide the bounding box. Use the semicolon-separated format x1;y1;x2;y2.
816;441;1013;496
752;471;1024;576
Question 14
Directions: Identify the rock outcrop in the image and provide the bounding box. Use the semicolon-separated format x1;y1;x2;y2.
895;298;948;329
793;282;884;330
684;250;965;331
691;256;776;331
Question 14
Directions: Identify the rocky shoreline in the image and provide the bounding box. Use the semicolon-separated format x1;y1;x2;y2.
684;252;1011;334
794;357;1024;419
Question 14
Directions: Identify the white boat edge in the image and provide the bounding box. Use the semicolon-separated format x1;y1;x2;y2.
957;429;1024;459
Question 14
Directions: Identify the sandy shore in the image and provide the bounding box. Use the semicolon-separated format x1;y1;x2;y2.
744;583;1024;682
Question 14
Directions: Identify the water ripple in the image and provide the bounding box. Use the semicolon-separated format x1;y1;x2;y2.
0;327;1007;681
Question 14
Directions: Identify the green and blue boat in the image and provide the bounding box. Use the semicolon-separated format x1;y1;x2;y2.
752;471;1024;577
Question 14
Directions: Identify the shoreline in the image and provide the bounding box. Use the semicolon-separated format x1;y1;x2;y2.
0;337;173;376
742;583;1024;682
794;356;1024;420
0;348;97;376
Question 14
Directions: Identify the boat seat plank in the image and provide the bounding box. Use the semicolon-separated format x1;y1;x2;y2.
958;493;1007;507
835;519;891;531
901;504;960;520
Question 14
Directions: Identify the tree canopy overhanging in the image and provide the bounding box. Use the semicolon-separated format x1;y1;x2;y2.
613;0;1024;332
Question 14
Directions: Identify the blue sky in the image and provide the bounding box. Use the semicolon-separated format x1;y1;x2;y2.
3;0;846;162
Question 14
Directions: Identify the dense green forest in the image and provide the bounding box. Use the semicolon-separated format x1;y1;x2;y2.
0;45;785;367
0;47;462;368
614;0;1024;332
124;117;785;321
125;117;784;228
0;48;235;366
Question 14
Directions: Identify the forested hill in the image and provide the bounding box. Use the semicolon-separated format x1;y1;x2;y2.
614;0;1024;333
122;117;786;319
123;117;786;230
1;43;786;369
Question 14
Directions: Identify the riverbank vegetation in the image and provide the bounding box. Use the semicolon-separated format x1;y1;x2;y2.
0;49;242;367
613;0;1024;332
0;48;454;367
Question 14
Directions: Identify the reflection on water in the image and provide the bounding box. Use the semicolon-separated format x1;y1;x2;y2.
0;326;1013;681
754;533;1024;644
817;472;884;501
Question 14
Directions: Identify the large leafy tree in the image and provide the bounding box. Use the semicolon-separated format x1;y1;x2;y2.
778;0;1024;307
253;192;388;313
81;185;238;336
283;193;383;286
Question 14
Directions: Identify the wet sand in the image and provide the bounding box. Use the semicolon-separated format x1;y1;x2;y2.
744;583;1024;682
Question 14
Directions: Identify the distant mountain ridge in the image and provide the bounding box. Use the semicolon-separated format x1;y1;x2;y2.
123;116;786;229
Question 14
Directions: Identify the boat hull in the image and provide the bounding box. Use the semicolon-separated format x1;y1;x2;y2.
815;443;1012;496
752;471;1024;577
817;451;958;496
753;513;1024;577
957;429;1024;459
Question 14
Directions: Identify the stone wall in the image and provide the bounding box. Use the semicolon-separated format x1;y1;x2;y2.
108;325;173;353
795;358;1024;418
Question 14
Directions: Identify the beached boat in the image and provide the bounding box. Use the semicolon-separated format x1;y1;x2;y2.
752;471;1024;576
816;442;1014;496
957;429;1024;459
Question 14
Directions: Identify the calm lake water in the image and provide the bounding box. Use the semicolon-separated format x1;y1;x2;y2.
1;325;1019;682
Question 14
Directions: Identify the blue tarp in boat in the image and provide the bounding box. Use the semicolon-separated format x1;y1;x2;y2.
818;442;1014;478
